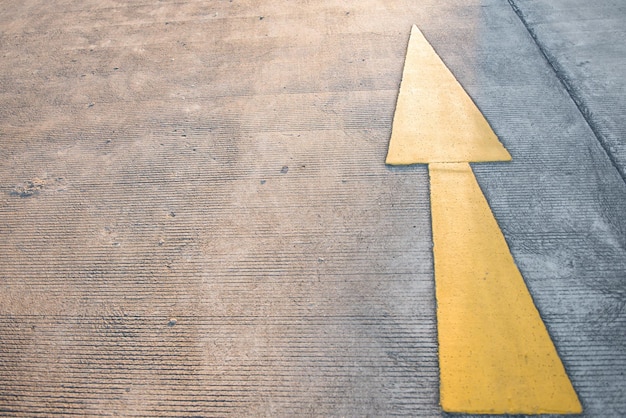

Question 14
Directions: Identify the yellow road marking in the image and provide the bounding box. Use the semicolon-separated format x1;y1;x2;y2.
386;25;511;165
386;25;582;414
430;163;582;414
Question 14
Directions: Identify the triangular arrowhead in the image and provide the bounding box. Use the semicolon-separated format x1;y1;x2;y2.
386;25;511;165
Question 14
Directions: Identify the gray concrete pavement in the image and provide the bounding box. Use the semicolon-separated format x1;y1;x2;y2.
510;0;626;180
0;1;624;416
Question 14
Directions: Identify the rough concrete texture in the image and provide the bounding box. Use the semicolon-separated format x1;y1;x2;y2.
0;1;624;417
510;0;626;181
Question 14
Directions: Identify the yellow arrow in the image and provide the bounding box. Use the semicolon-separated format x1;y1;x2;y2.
387;25;582;414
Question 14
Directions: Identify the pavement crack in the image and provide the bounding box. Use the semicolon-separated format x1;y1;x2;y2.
508;0;626;185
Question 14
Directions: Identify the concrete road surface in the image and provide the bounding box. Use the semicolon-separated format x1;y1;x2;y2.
1;0;624;416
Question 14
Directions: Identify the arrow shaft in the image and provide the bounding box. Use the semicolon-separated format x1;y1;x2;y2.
429;162;581;414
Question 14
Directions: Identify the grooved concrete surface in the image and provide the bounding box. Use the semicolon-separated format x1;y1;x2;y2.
0;1;624;417
510;0;626;181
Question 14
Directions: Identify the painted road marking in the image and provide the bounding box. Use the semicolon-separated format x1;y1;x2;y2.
386;25;511;165
431;163;582;414
387;25;582;414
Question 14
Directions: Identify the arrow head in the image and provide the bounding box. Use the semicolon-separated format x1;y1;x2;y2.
386;25;511;165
